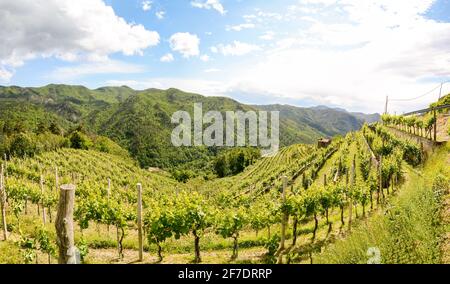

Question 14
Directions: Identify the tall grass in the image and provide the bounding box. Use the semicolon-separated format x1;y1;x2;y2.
316;143;449;264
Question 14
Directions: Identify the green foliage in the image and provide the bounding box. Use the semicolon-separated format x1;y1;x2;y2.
76;237;89;263
214;148;261;177
69;131;93;150
36;228;56;261
263;235;281;264
316;144;449;264
430;93;450;109
0;85;374;173
9;133;36;158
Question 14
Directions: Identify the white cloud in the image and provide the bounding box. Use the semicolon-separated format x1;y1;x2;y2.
0;0;159;81
191;0;226;15
244;11;283;24
160;53;174;63
200;55;210;62
142;1;152;12
169;33;200;58
129;0;449;113
155;11;165;19
0;67;13;82
48;59;145;81
226;0;450;113
105;78;227;96
204;68;221;73
226;23;256;32
212;41;261;56
259;31;275;41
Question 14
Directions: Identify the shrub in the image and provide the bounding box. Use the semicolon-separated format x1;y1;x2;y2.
68;131;93;150
9;133;36;158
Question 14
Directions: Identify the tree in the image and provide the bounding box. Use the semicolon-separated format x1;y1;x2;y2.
214;156;228;178
69;131;92;150
10;133;36;158
49;122;63;135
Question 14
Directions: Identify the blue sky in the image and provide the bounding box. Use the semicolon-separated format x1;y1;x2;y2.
1;0;450;113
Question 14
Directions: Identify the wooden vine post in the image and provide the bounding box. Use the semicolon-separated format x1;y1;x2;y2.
433;108;437;142
348;156;355;231
55;184;76;264
137;183;144;262
40;175;47;225
55;167;59;192
277;176;289;259
379;155;384;202
106;178;111;234
1;164;8;241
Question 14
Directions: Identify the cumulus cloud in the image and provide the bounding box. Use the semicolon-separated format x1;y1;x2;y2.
0;0;159;81
200;55;210;62
155;11;165;19
142;1;152;12
169;33;200;58
106;78;226;96
211;41;261;56
0;67;13;82
204;68;221;73
259;31;275;41
160;53;175;63
224;0;450;112
191;0;226;15
226;23;256;32
48;59;145;81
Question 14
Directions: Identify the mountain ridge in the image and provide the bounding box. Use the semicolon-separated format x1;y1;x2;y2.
0;84;379;170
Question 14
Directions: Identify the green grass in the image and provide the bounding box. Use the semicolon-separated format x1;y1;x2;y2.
316;143;450;264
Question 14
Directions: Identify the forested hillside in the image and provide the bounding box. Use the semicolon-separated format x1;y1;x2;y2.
0;85;376;173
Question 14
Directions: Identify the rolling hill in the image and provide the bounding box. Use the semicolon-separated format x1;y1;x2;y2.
0;84;379;170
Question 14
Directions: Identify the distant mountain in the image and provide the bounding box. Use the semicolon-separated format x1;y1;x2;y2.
256;104;379;141
351;112;381;124
0;84;379;169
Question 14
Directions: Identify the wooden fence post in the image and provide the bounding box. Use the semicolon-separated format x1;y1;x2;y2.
137;183;144;262
107;178;111;234
433;108;437;142
348;156;355;231
1;164;8;241
379;155;383;204
55;167;59;192
277;176;289;258
40;175;47;225
55;184;76;264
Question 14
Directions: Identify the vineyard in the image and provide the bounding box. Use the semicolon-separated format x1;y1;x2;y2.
0;123;449;264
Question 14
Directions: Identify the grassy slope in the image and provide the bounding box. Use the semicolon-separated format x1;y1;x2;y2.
316;142;450;264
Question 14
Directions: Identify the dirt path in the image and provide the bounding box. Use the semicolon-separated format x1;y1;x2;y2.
437;114;450;143
86;247;267;264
